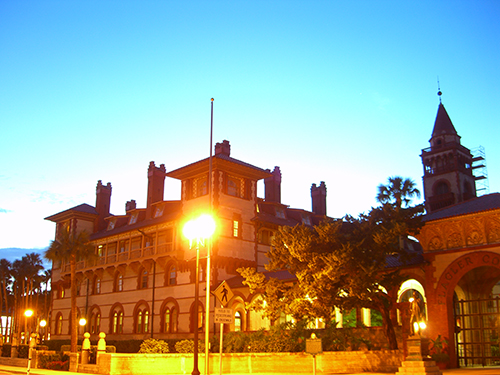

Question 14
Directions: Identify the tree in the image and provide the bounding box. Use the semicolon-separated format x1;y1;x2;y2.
0;259;12;341
45;228;95;352
240;178;424;350
377;176;421;209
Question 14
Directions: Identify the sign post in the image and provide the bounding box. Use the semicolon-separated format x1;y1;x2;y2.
213;281;234;375
305;334;323;375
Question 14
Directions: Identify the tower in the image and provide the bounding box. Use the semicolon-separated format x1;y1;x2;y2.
420;94;477;213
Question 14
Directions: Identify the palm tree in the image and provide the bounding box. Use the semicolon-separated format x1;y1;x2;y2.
0;259;12;342
45;229;95;352
377;176;421;208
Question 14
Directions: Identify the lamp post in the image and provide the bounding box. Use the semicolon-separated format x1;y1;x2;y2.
39;319;47;342
24;309;34;345
183;214;216;375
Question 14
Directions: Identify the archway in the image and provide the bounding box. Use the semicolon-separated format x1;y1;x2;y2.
431;251;500;368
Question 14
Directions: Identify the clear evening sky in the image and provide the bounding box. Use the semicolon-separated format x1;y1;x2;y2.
1;1;499;252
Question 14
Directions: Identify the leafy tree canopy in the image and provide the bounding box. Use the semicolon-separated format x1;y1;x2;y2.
239;177;424;350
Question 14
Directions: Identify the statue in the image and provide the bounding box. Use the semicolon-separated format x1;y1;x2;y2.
409;291;424;336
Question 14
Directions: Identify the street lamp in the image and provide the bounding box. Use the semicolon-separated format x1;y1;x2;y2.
24;309;34;344
39;319;47;342
183;214;216;375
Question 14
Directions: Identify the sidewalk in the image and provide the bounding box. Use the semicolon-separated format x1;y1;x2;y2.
0;363;499;375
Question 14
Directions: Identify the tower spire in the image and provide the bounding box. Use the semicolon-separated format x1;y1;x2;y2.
437;77;442;103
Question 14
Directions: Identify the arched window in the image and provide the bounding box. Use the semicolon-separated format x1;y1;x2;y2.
90;310;101;334
435;181;449;196
191;304;204;333
136;307;149;333
55;313;63;335
111;309;124;334
234;311;242;332
161;302;179;333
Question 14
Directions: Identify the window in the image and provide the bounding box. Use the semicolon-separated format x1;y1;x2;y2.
115;273;123;292
59;286;65;299
435;181;449;195
162;305;178;333
129;212;138;225
275;207;286;219
235;311;242;332
139;270;148;289
168;265;177;286
154;205;165;218
232;214;242;238
136;308;149;333
107;219;116;231
258;229;274;245
112;310;123;334
90;311;101;334
301;214;311;226
93;277;101;294
97;245;104;257
194;175;208;197
55;313;63;335
119;240;129;253
227;176;241;197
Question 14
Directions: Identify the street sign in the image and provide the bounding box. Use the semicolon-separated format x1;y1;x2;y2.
214;307;234;324
213;280;234;307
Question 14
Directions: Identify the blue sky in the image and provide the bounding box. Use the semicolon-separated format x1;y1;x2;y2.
1;1;499;253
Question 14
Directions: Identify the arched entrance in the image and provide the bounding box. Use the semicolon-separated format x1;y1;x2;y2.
454;265;500;367
433;251;500;368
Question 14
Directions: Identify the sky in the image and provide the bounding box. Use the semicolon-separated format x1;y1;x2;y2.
1;1;499;257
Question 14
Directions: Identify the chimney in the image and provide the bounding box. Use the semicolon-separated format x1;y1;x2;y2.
146;161;166;218
265;166;282;203
125;200;136;213
95;180;112;231
311;181;327;216
215;140;231;156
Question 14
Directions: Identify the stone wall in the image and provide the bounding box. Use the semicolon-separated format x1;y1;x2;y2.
96;350;404;375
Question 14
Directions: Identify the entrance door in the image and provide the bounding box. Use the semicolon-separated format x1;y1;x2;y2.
454;297;500;367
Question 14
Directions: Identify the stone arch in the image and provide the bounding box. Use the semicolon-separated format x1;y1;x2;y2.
431;251;500;367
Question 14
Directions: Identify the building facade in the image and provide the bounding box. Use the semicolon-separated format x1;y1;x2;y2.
45;140;328;341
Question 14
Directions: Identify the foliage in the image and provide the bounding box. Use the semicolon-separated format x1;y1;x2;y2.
429;335;449;363
38;352;69;371
174;339;205;353
239;176;424;351
138;338;170;353
45;229;96;353
377;176;421;208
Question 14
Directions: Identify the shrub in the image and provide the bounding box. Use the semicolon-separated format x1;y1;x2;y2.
174;339;205;353
38;353;69;371
138;339;170;353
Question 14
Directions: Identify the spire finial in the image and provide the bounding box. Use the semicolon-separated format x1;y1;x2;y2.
437;77;442;103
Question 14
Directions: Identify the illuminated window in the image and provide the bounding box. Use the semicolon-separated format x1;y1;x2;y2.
90;311;101;334
163;306;178;333
235;311;242;331
55;313;63;335
232;214;242;238
119;240;129;253
136;308;149;333
112;310;123;334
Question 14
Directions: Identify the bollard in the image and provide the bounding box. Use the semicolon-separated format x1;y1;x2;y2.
11;335;18;358
81;332;91;364
96;332;106;364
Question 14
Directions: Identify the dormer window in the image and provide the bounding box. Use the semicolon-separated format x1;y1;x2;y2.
107;219;116;231
275;207;286;219
129;212;138;225
302;214;311;226
154;205;165;218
